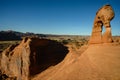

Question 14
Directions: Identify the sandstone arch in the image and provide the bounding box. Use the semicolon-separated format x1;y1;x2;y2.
89;5;114;44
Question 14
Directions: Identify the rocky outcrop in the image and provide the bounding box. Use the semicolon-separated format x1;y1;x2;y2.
0;37;68;80
31;44;120;80
89;5;114;44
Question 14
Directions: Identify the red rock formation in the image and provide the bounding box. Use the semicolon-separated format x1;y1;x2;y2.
89;5;114;44
0;37;68;80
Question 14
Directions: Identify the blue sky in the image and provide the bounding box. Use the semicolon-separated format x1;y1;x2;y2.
0;0;120;35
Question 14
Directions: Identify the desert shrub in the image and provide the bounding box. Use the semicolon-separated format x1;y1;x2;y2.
0;43;10;52
61;40;69;44
61;39;72;44
0;41;20;52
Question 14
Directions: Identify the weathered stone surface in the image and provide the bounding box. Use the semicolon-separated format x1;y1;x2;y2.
0;37;68;80
89;5;114;44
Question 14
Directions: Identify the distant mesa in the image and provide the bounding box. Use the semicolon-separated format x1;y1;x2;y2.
0;30;46;41
89;5;115;44
0;30;21;41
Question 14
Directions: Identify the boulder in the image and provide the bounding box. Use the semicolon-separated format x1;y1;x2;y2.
89;5;114;44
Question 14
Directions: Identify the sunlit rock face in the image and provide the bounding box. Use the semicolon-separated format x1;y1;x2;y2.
89;5;114;44
0;37;68;80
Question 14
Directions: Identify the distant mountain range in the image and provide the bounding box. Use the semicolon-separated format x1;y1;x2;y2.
0;30;91;41
0;30;46;41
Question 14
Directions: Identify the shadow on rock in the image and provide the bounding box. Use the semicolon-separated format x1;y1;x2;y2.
29;38;69;76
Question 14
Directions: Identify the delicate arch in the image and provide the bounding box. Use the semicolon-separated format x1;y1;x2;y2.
89;5;114;44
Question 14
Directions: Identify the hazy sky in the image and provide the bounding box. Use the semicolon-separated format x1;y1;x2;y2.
0;0;120;35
